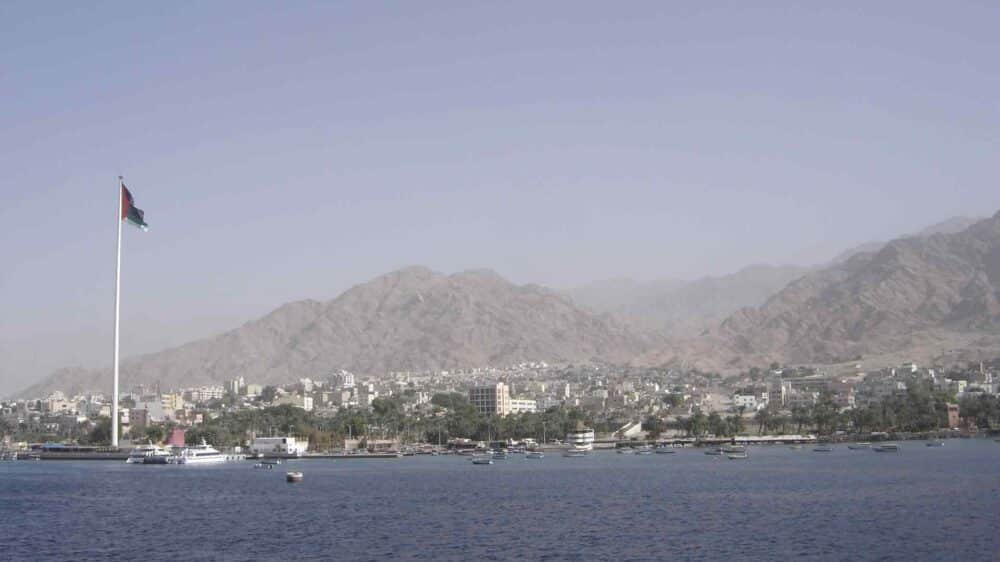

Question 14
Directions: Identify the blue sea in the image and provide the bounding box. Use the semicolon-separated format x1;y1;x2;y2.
2;439;999;561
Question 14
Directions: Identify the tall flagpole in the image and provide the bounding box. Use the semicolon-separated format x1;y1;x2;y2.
112;176;123;448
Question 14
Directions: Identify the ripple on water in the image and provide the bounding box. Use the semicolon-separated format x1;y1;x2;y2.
2;442;1000;560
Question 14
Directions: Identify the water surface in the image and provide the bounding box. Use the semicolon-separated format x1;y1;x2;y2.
2;439;999;561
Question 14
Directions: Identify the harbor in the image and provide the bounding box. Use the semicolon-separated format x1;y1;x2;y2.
3;437;999;561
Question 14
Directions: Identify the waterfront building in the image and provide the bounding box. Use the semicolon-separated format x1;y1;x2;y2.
509;398;537;414
469;383;511;417
251;436;308;457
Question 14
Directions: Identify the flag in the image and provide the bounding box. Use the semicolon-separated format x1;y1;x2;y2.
121;184;148;231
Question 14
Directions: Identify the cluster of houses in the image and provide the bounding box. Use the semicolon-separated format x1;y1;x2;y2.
4;360;997;444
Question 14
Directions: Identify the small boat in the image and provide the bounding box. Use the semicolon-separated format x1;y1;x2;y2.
286;471;304;483
873;444;900;453
726;451;749;460
617;448;634;454
563;449;588;458
635;446;654;455
655;446;676;454
813;445;833;452
847;443;871;450
703;448;724;456
492;451;508;460
925;440;944;447
722;445;745;454
788;445;803;450
526;451;544;459
472;457;494;465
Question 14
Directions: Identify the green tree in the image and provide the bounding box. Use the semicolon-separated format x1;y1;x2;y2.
84;418;112;445
725;414;744;436
662;394;684;408
811;393;839;435
791;406;812;434
688;411;707;437
707;411;726;436
642;415;665;439
141;425;166;444
259;386;278;404
754;408;771;435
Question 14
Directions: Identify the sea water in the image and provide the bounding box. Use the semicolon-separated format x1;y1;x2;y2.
2;439;999;560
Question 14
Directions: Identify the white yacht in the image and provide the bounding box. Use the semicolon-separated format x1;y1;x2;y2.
565;427;595;453
126;442;167;464
177;439;227;465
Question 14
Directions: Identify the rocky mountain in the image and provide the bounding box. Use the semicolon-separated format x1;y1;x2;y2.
569;216;984;341
566;265;810;336
23;267;656;396
717;211;1000;365
830;216;983;264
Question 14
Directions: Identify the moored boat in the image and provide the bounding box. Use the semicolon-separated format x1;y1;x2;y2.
925;440;944;447
813;445;833;452
286;471;304;483
177;439;228;465
126;442;167;464
472;457;494;465
655;446;676;454
565;426;595;452
726;451;749;460
847;442;871;450
873;443;900;453
704;448;724;456
526;451;544;459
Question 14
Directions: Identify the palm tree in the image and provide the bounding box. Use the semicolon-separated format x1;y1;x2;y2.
754;408;771;435
792;406;811;434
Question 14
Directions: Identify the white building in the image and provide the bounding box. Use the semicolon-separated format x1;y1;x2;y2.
732;391;768;411
469;383;511;417
509;398;537;414
251;436;309;457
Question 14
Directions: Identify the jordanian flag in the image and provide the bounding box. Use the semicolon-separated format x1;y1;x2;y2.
121;184;148;231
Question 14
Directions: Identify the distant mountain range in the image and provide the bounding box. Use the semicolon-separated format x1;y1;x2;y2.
21;214;999;397
566;216;984;338
22;267;655;397
715;211;1000;366
565;265;811;336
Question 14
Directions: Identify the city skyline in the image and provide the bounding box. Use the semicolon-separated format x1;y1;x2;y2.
4;2;1000;393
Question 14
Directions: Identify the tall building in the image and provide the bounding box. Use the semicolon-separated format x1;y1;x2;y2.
469;383;511;417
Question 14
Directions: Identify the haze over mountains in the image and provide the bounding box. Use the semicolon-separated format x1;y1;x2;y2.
565;265;810;336
565;216;983;338
21;214;1000;397
717;211;1000;366
22;268;653;397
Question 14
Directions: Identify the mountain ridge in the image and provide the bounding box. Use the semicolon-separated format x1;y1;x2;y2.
21;267;656;397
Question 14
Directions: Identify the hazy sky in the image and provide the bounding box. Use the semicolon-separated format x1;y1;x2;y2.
2;2;999;395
